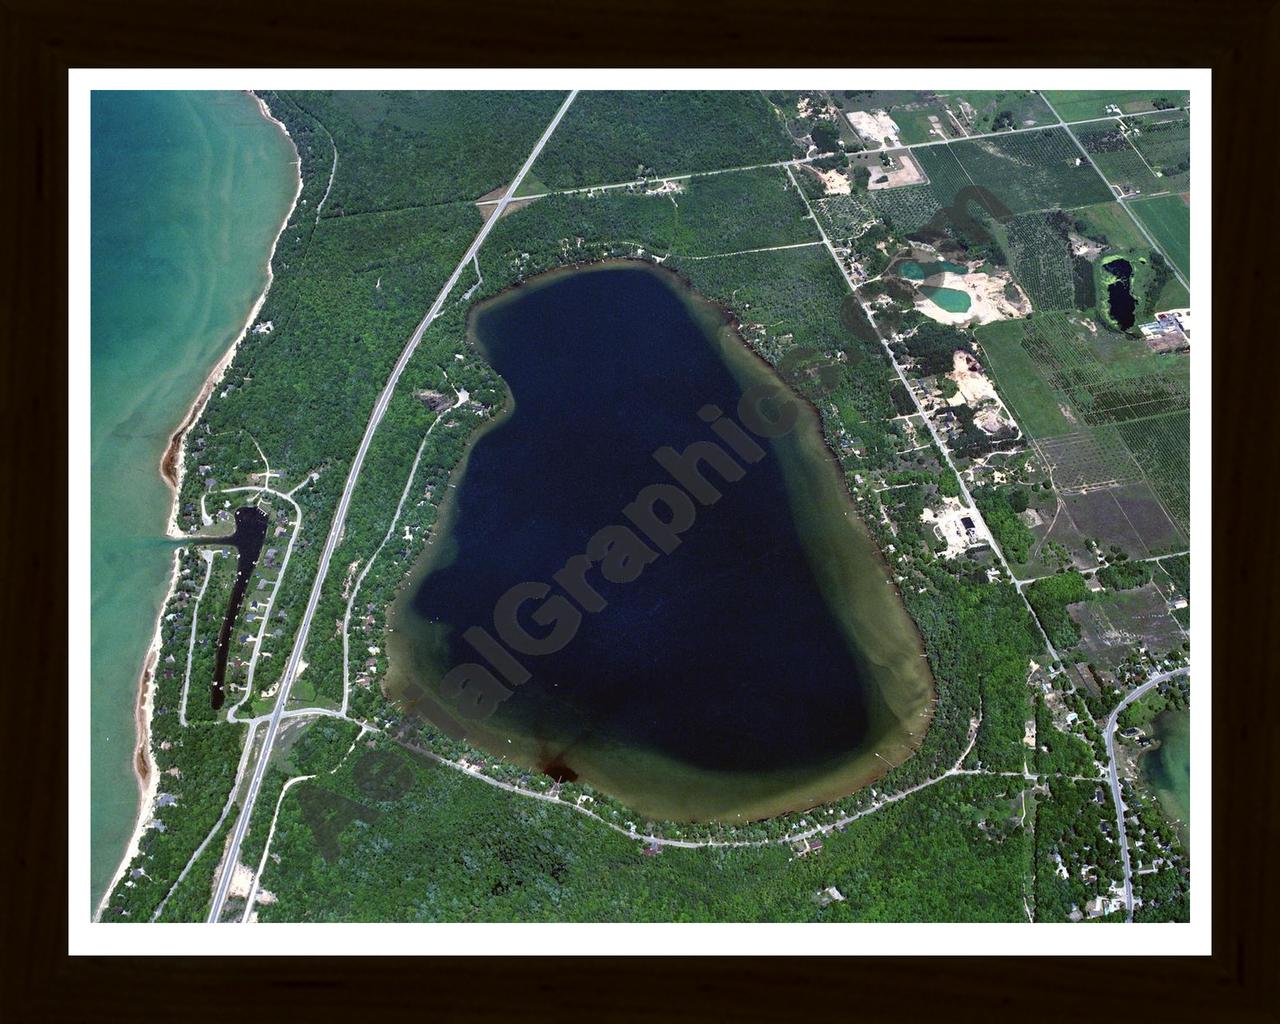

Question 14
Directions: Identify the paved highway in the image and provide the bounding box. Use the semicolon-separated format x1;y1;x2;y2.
206;90;579;922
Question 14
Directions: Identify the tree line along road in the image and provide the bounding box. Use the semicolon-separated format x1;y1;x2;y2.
205;90;580;923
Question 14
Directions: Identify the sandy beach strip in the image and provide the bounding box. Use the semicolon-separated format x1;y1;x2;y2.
98;92;305;920
94;549;178;920
161;91;304;537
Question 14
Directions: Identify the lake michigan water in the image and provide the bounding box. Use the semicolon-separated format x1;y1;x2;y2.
90;91;295;907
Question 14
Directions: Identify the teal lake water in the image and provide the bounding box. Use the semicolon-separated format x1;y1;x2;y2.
899;259;967;280
90;91;296;907
920;285;972;313
1144;709;1191;843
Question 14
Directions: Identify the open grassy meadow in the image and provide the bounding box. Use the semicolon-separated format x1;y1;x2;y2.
1130;194;1191;280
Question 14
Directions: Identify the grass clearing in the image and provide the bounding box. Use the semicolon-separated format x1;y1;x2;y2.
974;319;1074;437
1074;202;1148;250
1126;112;1190;192
1129;194;1191;280
1042;91;1190;122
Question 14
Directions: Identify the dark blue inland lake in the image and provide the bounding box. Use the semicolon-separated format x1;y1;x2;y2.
388;264;935;821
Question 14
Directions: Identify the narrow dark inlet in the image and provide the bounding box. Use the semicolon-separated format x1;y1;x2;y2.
198;505;269;710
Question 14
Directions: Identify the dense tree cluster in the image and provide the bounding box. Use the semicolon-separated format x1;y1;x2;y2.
528;92;791;191
973;484;1035;564
1025;571;1093;650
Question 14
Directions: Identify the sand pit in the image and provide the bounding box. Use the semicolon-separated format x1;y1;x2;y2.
945;351;1019;435
818;168;852;195
847;110;902;149
867;151;926;190
915;267;1030;327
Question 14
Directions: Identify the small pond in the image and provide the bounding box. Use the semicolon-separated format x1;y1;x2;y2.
899;259;968;281
1104;257;1137;330
920;285;972;313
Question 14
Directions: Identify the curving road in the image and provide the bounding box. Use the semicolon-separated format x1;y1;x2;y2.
1104;666;1190;921
206;90;579;922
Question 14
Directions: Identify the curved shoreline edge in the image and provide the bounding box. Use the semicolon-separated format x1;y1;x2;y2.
388;260;936;824
95;91;304;921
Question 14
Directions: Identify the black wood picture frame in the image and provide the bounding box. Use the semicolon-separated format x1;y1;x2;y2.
4;0;1274;1018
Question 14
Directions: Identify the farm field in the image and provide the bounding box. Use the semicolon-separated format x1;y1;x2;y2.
1075;123;1166;197
974;307;1190;557
1021;312;1189;425
1070;582;1185;667
1003;212;1074;311
1042;90;1190;122
1034;428;1144;491
1117;410;1191;534
1129;194;1191;280
916;128;1114;215
866;185;945;233
1061;481;1185;556
1126;112;1191;193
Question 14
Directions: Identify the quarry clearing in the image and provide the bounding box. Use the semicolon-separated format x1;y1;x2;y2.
915;266;1031;327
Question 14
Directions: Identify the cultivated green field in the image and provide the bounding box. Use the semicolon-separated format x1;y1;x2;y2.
1127;112;1191;193
1130;194;1191;280
1075;123;1166;197
1074;202;1148;250
1003;212;1074;311
1117;410;1191;533
1042;90;1190;122
916;128;1114;215
974;319;1075;438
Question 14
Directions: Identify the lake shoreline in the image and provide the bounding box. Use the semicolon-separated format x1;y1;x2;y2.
159;92;304;531
98;91;303;918
388;259;936;824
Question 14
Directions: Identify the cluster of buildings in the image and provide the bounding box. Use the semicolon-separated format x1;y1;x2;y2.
1139;308;1191;352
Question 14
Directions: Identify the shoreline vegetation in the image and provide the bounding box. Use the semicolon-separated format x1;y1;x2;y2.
97;91;303;921
386;260;936;823
99;90;1191;923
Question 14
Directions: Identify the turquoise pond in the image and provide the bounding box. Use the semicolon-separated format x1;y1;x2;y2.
919;285;972;313
899;259;967;281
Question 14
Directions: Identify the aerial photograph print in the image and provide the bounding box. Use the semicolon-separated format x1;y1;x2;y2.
82;75;1203;941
